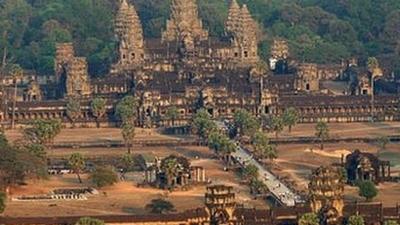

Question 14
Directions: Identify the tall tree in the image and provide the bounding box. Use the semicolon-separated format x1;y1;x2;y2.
9;64;23;129
252;131;277;162
0;133;47;191
298;213;319;225
115;95;138;125
282;107;299;133
75;217;105;225
66;97;81;128
23;119;61;148
191;108;217;141
233;109;260;138
145;198;175;214
90;97;107;128
165;106;179;127
347;215;365;225
271;116;284;138
68;153;86;183
121;123;135;154
0;192;6;214
315;121;329;150
243;164;259;182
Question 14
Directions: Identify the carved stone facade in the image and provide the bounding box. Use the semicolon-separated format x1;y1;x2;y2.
309;166;344;224
55;43;91;98
205;185;237;225
2;1;400;128
114;0;144;69
162;0;208;42
345;150;391;184
296;63;320;92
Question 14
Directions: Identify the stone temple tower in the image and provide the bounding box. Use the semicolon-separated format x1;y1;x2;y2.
55;43;91;98
225;0;240;35
115;0;145;69
309;166;344;225
205;185;237;225
162;0;208;42
226;2;259;66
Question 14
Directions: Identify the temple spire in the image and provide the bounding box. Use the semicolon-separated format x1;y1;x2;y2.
114;0;144;68
225;0;241;35
162;0;208;42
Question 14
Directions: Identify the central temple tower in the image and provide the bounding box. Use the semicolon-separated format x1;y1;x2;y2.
162;0;208;42
114;0;144;69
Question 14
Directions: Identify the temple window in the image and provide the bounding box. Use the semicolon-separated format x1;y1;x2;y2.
244;51;248;58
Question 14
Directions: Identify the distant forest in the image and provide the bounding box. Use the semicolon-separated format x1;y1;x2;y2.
1;0;400;77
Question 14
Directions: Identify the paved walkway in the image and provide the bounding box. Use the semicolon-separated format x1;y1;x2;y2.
215;121;301;207
232;145;300;206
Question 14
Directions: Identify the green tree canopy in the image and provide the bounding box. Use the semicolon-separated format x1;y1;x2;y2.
23;119;61;147
315;121;329;150
66;97;81;128
347;215;365;225
0;133;47;190
251;131;277;161
243;164;259;181
191;108;217;140
68;153;86;184
115;95;138;125
165;106;180;127
271;116;284;138
90;166;118;188
282;107;299;133
357;180;378;201
121;122;135;154
233;109;260;138
90;97;107;128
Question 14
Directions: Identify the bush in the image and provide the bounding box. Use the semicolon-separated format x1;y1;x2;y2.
0;192;6;213
145;198;175;214
75;217;105;225
357;180;378;201
347;215;365;225
90;167;118;188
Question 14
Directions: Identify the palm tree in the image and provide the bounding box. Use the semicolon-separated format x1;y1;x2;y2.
66;97;81;128
252;131;277;162
90;97;107;128
315;121;329;150
68;153;85;183
9;64;23;129
282;107;299;133
122;123;135;154
220;137;237;166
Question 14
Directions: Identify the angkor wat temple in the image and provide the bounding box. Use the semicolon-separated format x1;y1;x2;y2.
1;0;399;127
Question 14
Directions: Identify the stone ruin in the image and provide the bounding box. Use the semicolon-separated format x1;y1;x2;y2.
12;187;98;202
144;155;207;190
309;166;345;225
